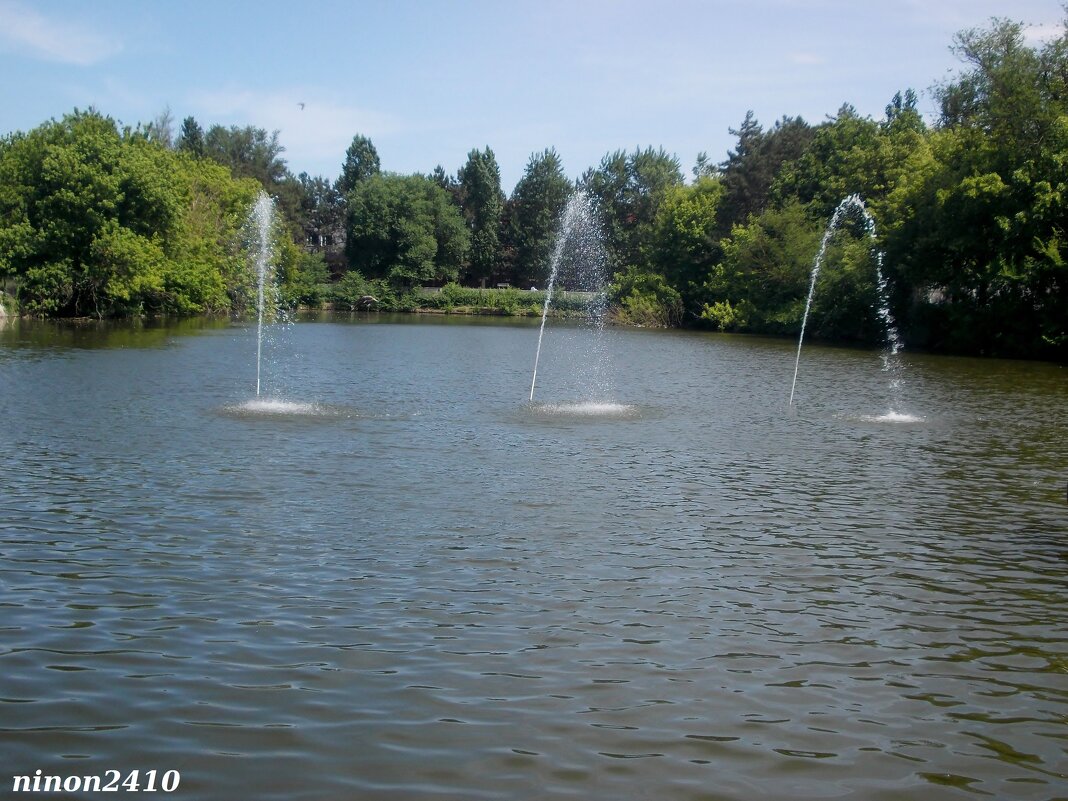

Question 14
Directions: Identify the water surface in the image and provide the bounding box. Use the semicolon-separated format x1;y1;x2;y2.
2;315;1066;799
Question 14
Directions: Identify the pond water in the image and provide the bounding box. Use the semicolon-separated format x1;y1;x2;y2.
1;314;1066;800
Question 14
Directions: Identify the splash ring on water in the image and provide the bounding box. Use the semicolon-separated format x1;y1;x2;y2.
528;401;641;419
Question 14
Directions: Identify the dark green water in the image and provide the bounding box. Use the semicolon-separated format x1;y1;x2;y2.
1;315;1066;800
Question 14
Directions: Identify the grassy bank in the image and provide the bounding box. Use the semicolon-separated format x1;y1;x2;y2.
320;283;601;319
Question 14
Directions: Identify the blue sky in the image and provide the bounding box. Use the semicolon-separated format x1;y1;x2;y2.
1;0;1063;192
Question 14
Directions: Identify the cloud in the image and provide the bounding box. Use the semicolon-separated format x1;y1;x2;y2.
0;0;120;65
188;87;401;177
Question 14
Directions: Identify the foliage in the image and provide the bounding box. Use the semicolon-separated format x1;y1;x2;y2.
610;266;683;327
0;109;260;317
204;124;287;187
580;146;684;272
176;116;205;157
413;283;535;315
172;155;261;314
296;171;345;268
336;135;381;195
458;147;505;285
330;270;394;310
344;173;469;288
884;18;1068;357
506;148;572;288
403;283;593;317
201;122;303;235
644;177;725;308
704;201;819;336
1;12;1065;360
718;112;815;228
279;247;329;308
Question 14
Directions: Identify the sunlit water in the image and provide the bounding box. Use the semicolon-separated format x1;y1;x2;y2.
1;315;1066;800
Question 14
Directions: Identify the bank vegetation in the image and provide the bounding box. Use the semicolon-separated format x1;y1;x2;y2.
0;16;1064;360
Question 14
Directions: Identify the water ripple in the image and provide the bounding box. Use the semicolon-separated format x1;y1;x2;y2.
1;319;1065;799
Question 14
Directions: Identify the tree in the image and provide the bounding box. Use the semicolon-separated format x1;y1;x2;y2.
772;105;886;217
0;109;260;317
891;16;1068;357
0;110;165;315
458;147;504;286
336;134;381;196
345;173;469;288
703;200;822;335
645;176;725;310
506;148;572;287
200;124;305;237
203;124;289;187
296;172;345;270
580;146;683;271
176;116;205;157
718;112;814;228
692;151;717;179
936;18;1058;158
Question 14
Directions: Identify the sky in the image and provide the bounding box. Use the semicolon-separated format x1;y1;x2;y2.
0;0;1064;192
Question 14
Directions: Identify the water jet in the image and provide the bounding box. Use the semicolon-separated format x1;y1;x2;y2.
788;194;904;411
249;191;277;397
529;192;611;405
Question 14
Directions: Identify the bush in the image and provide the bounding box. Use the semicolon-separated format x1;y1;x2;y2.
280;250;330;308
610;267;683;327
331;270;393;310
700;299;750;331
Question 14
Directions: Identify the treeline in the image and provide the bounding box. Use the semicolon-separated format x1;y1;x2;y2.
0;16;1064;359
599;17;1067;360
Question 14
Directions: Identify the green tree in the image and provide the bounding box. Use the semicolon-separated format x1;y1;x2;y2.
201;123;302;235
507;148;572;287
0;109;260;317
718;112;814;228
168;153;261;313
204;124;288;186
704;201;821;335
767;106;879;217
611;266;684;327
884;16;1068;357
0;110;165;315
458;147;504;286
176;116;205;157
297;172;345;269
345;173;469;288
580;146;683;271
645;177;725;309
336;134;381;195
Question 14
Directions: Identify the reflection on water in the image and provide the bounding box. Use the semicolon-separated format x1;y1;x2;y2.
0;314;230;352
1;317;1066;800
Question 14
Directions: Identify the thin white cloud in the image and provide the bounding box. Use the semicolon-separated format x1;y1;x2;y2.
0;0;120;65
188;87;401;177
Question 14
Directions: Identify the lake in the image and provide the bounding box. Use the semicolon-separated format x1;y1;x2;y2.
1;314;1066;800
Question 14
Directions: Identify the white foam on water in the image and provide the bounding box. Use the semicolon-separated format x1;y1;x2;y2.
532;401;640;418
231;398;323;416
858;410;925;424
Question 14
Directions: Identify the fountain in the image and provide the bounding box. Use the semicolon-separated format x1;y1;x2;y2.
250;191;276;397
788;195;907;415
528;192;621;410
227;191;314;416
